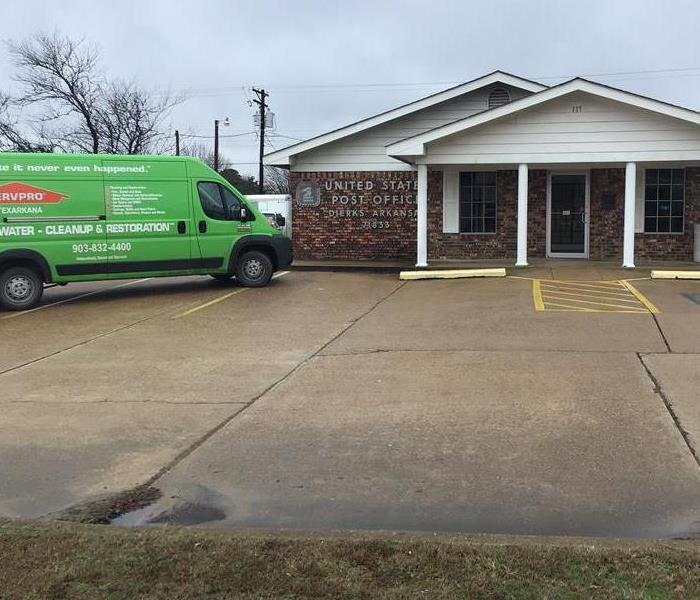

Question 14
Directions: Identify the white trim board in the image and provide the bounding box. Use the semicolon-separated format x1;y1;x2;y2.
263;72;546;167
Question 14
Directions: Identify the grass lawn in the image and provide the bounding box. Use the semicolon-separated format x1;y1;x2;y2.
1;519;699;599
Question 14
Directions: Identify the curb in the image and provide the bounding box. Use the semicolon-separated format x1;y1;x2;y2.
291;265;405;274
399;268;507;281
651;270;700;280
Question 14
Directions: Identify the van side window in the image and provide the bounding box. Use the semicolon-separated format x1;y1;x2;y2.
198;182;227;220
220;186;243;219
197;182;243;221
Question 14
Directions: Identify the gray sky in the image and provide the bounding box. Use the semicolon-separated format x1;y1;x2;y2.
2;0;700;176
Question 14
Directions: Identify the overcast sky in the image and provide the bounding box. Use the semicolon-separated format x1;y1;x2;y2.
2;0;700;175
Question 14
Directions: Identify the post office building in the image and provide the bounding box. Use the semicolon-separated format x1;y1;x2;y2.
264;71;700;267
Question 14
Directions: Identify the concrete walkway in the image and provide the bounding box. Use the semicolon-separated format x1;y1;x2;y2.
293;257;700;280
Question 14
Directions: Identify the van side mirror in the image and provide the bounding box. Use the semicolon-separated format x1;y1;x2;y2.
275;214;286;227
239;207;247;221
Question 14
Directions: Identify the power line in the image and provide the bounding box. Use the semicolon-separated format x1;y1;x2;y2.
179;131;256;139
269;133;304;141
165;66;700;99
534;66;700;80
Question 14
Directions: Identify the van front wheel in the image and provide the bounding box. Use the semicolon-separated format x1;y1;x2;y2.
235;251;273;287
0;267;44;311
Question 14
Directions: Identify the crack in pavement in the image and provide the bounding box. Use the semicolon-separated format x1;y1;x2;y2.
637;352;700;469
320;347;675;357
0;283;259;377
651;313;673;353
0;313;163;377
4;400;250;405
102;280;409;500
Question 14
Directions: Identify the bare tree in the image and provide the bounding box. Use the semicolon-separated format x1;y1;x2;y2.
180;140;258;193
180;141;232;171
8;33;102;153
0;32;182;154
263;166;290;194
0;92;43;151
99;81;181;154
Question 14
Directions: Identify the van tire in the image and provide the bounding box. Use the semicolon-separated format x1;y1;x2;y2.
235;251;273;287
0;266;43;311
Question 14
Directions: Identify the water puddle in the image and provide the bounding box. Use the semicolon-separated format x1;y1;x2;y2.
113;484;228;527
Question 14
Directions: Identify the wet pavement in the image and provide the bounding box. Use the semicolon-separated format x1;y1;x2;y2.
1;267;700;538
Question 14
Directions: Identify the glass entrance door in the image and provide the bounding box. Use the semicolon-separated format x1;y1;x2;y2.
549;174;587;256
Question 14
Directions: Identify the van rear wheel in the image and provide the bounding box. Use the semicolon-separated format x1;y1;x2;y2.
0;267;43;311
235;251;273;287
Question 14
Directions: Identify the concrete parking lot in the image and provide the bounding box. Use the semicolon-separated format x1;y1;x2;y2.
1;267;700;538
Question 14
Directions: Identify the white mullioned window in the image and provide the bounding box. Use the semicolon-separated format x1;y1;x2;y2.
644;168;685;234
459;172;497;234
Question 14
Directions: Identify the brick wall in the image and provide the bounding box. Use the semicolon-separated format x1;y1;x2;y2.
290;167;700;262
427;169;546;260
589;169;625;260
289;171;417;260
589;167;700;262
528;170;548;257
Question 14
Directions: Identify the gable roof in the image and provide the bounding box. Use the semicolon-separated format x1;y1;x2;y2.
263;71;546;166
386;77;700;159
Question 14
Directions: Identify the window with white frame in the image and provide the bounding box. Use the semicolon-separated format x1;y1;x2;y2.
459;172;497;233
644;168;685;234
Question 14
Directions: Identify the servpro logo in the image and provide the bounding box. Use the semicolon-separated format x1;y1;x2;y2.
0;182;68;204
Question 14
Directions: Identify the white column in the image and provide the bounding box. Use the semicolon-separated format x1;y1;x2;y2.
516;163;528;267
623;162;636;268
416;164;428;267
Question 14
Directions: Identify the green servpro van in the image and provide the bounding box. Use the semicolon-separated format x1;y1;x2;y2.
0;153;292;310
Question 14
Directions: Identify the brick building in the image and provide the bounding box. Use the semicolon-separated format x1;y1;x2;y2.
264;72;700;266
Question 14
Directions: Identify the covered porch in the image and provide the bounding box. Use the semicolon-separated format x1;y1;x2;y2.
412;161;698;269
386;78;700;269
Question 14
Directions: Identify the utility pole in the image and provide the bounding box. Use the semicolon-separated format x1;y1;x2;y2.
175;130;180;156
253;88;269;194
214;119;220;172
213;117;230;172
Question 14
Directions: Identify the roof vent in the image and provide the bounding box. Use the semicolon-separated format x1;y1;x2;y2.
487;87;511;109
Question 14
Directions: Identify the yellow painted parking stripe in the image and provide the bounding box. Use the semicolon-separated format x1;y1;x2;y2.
532;279;545;311
541;293;649;311
173;288;248;318
539;283;634;299
544;301;596;312
172;271;289;319
546;304;647;313
620;280;660;314
541;280;627;291
539;287;640;303
545;301;647;313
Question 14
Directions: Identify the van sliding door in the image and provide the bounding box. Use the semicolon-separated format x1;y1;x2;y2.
101;159;193;278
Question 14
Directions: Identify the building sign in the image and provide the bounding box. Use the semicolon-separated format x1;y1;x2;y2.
295;181;321;207
322;177;417;230
292;173;418;260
